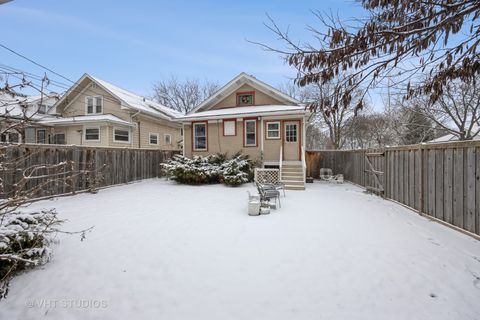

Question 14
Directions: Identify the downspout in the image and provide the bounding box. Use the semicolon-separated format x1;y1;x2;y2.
131;110;141;148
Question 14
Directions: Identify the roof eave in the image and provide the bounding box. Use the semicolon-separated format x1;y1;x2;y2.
177;109;309;122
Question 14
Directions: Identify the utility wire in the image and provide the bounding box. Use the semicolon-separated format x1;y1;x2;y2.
0;43;75;84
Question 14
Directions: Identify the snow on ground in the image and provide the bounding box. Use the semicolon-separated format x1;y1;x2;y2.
1;179;480;320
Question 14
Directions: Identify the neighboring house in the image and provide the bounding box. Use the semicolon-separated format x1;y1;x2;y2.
25;93;62;115
177;72;310;189
0;92;59;143
428;124;480;143
29;74;182;149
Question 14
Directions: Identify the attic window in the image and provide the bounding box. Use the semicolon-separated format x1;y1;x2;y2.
86;96;103;114
237;92;254;106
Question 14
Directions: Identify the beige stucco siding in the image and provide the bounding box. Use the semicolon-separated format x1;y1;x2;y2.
183;117;304;162
53;125;109;146
210;84;284;110
58;82;132;122
184;120;260;160
131;116;182;149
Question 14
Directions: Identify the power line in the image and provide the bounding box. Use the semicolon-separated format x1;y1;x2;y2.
0;43;75;84
0;65;175;119
0;44;175;118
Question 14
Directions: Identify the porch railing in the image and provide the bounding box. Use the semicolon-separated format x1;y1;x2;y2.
301;146;306;183
279;145;283;181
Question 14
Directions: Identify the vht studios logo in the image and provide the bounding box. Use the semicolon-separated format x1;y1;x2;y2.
25;299;108;309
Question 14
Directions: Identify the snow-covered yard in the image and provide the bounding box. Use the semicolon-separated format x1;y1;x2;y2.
1;179;480;320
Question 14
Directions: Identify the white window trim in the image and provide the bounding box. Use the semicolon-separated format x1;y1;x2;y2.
164;134;172;145
84;126;101;142
266;121;280;140
113;127;130;144
193;122;207;151
85;96;104;115
244;119;257;146
149;132;159;145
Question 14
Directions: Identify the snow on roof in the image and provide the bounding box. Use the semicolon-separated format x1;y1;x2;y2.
0;93;55;120
25;93;61;105
38;114;133;126
179;105;308;121
89;76;182;120
429;133;480;143
428;125;480;143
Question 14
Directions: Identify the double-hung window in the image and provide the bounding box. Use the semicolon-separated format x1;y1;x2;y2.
244;119;257;146
86;96;103;114
149;133;159;145
113;128;130;143
266;122;280;139
85;128;100;141
52;133;66;144
193;122;207;151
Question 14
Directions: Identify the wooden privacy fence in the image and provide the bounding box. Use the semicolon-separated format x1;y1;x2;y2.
1;144;179;199
306;140;480;237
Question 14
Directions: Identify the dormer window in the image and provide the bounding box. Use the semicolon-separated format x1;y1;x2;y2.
236;92;255;106
86;96;103;114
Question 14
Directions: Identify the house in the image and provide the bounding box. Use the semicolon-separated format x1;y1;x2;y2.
177;72;310;189
428;124;480;143
0;92;59;143
29;74;183;149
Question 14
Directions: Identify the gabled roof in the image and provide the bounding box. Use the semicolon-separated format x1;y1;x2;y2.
25;93;61;105
0;93;55;121
189;72;301;114
55;74;182;121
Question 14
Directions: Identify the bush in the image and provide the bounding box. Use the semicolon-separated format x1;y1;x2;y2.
0;209;63;298
162;153;253;186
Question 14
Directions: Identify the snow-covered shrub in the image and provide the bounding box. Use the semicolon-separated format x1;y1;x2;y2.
0;209;63;298
162;154;223;184
162;153;253;186
220;155;251;186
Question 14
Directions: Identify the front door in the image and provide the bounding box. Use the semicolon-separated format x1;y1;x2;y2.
283;121;300;161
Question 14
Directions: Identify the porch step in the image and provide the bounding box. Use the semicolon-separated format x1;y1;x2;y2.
282;174;303;180
284;184;305;191
280;162;305;190
281;180;304;186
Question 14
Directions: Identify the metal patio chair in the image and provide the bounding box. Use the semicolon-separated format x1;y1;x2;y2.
255;182;281;209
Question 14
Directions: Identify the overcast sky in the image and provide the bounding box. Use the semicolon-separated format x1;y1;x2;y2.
0;0;365;99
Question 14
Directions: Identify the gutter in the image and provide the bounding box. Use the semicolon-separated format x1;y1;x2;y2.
175;110;309;122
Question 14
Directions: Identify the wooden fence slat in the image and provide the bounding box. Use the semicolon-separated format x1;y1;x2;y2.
435;149;444;220
465;147;476;233
444;148;454;224
0;144;179;199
